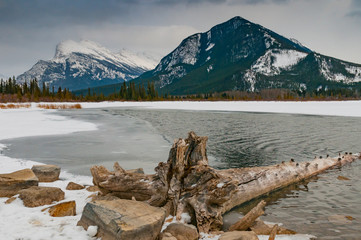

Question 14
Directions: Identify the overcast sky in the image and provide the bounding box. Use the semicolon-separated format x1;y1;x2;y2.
0;0;360;77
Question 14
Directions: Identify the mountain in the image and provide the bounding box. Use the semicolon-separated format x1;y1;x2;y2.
17;40;158;91
83;16;361;96
132;16;361;95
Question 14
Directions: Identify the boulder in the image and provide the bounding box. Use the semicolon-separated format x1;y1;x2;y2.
219;231;259;240
0;169;38;197
77;198;166;240
42;200;76;217
161;232;178;240
18;186;65;207
86;185;99;192
250;219;296;235
163;223;198;240
66;182;85;190
31;165;61;182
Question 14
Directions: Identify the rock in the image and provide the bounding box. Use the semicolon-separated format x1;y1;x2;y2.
0;169;39;197
18;186;65;207
77;198;166;240
337;175;350;181
219;231;259;240
250;219;296;235
250;219;273;235
5;196;17;204
31;165;61;182
66;182;85;190
126;168;145;174
86;185;99;192
161;232;177;240
163;223;198;240
42;201;76;217
87;193;99;201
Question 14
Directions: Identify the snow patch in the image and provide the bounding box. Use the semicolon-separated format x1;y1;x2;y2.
158;33;201;73
345;65;361;82
252;49;307;76
244;70;257;91
206;43;215;51
217;182;225;188
264;32;280;49
299;83;307;92
315;54;361;83
258;234;316;240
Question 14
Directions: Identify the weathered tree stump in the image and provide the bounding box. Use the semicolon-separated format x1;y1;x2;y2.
90;131;359;233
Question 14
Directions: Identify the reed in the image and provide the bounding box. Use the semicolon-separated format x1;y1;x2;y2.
0;103;31;109
37;103;82;109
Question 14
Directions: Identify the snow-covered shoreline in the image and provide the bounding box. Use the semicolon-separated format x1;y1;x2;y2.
0;107;99;239
79;100;361;118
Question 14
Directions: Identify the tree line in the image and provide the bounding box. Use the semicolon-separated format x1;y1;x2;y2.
0;77;75;102
0;77;162;103
1;76;361;103
83;81;160;101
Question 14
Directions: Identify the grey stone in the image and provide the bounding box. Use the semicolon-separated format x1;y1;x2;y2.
0;169;38;197
77;198;166;240
31;165;61;182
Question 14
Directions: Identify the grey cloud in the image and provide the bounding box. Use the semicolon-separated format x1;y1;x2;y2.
348;10;361;18
0;0;291;27
352;0;361;7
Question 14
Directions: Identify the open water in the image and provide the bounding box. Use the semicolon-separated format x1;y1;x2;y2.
3;107;361;239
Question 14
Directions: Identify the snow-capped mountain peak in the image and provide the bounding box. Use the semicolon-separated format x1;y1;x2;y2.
118;48;159;70
132;16;361;95
17;40;157;90
53;40;122;65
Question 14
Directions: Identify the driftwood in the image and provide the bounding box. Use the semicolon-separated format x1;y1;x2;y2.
268;224;278;240
229;200;266;231
90;131;359;233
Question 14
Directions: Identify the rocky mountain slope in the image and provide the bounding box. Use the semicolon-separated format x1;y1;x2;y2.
129;16;361;95
17;40;158;91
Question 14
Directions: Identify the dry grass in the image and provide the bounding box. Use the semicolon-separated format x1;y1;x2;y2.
0;103;31;109
37;103;82;109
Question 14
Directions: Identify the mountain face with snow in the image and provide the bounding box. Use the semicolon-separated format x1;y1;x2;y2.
17;40;158;90
129;16;361;94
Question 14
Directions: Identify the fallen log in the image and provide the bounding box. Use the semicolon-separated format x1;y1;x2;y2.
90;131;359;233
228;200;266;231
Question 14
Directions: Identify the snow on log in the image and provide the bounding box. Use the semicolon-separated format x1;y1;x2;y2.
90;131;359;233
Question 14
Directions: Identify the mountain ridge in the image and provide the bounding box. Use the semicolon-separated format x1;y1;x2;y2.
127;16;361;95
17;40;158;91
